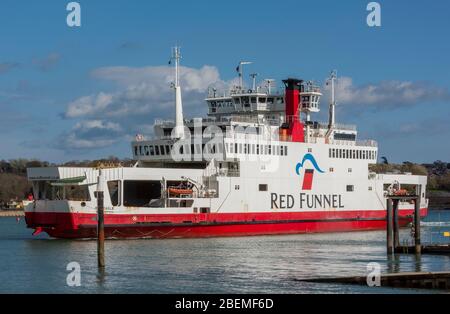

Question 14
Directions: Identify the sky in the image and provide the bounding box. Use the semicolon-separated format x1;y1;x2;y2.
0;0;449;164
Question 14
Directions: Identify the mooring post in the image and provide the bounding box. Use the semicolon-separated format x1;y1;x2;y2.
393;199;400;251
414;193;421;255
387;198;394;254
97;169;105;269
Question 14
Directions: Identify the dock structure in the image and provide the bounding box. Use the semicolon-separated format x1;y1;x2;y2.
386;194;422;254
298;271;450;291
386;188;450;255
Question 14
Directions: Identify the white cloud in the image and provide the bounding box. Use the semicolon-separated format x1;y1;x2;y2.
58;120;124;150
65;65;225;119
60;64;232;150
325;76;450;109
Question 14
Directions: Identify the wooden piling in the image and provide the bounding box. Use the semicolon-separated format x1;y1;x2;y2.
386;198;393;254
97;190;105;269
393;199;400;250
414;196;421;255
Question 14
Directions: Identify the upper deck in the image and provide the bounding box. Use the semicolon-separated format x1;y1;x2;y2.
131;64;377;163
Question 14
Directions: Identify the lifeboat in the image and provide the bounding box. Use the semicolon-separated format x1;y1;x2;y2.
394;189;408;196
168;188;194;196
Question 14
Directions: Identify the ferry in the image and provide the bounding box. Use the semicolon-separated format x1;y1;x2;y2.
25;48;428;239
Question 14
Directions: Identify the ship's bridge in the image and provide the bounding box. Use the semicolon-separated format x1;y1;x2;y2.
205;87;285;117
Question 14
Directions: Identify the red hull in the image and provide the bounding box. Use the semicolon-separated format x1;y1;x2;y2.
25;208;428;239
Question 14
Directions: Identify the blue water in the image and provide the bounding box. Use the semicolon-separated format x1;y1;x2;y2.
0;211;449;294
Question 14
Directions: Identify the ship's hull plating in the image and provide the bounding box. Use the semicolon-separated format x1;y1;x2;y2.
25;208;427;239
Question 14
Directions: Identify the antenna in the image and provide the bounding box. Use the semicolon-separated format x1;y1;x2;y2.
327;70;337;129
250;73;258;92
265;79;275;94
237;61;252;89
170;46;185;138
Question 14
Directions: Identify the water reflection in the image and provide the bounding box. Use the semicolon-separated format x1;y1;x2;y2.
0;211;449;293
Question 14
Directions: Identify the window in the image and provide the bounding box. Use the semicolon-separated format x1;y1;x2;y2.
149;146;155;156
334;133;356;141
368;186;373;191
285;146;288;155
235;185;240;190
259;184;268;191
348;168;352;173
66;185;91;201
160;145;166;155
200;207;210;214
332;148;336;158
123;180;161;207
155;145;160;156
108;181;120;206
346;185;354;192
308;148;312;153
281;146;284;156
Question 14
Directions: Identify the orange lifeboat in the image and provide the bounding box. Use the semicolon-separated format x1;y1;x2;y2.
394;189;408;196
168;188;193;196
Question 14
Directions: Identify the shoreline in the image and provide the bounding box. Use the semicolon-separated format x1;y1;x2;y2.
0;210;25;217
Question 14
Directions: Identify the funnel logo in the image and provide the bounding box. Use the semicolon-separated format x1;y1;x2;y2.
295;153;325;190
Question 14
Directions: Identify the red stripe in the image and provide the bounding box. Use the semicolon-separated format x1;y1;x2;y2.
25;208;428;239
302;169;314;190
